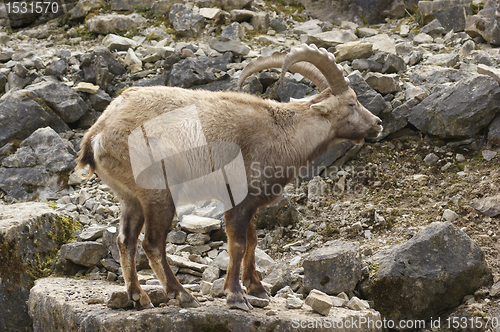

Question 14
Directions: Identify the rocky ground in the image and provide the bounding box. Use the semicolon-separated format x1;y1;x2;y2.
1;0;500;331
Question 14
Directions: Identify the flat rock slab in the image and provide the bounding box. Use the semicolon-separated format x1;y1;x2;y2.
29;277;382;332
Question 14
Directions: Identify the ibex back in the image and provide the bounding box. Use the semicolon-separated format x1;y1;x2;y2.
77;44;383;311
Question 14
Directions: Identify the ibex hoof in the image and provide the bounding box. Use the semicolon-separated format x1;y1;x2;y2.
227;294;253;311
251;291;270;301
178;292;201;308
133;300;154;310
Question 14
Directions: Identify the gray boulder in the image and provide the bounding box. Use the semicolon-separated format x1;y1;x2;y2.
81;48;126;92
465;0;500;45
303;240;361;295
364;72;402;94
25;81;88;123
0;127;77;201
264;77;314;103
89;89;112;111
361;222;493;325
286;0;418;24
487;114;500;146
418;0;473;32
0;90;69;147
45;59;67;77
254;195;298;229
168;53;232;88
0;202;80;332
87;13;146;34
301;141;355;179
60;241;109;268
348;71;391;116
68;0;105;20
169;4;205;38
471;195;500;217
208;37;250;56
409;75;500;138
409;65;467;88
262;263;292;295
29;277;382;332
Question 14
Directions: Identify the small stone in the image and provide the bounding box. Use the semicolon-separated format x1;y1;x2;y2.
247;294;269;308
346;296;370;310
181;49;196;58
101;258;120;273
106;289;132;308
424;153;439;165
202;266;220;282
471;195;500;217
210;278;225;298
102;34;137;52
107;271;117;282
441;162;452;171
331;295;348;307
167;230;187;244
86;296;105;304
125;48;142;67
413;33;433;45
286;296;303;309
305;289;333;316
490;282;500;297
179;215;222;233
187;233;210;246
212;250;230;271
60;242;108;268
79;225;107;241
456;154;466;162
266;310;277;316
72;82;100;94
200;280;213;295
400;24;410;37
199;7;221;20
482;150;497;161
442;209;459;222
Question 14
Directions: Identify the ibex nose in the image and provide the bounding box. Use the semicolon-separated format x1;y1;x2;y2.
377;120;382;126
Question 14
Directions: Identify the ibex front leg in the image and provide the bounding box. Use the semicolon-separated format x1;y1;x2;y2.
116;198;152;309
224;206;256;311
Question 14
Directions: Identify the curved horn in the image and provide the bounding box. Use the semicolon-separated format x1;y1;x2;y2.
237;51;329;91
281;44;350;95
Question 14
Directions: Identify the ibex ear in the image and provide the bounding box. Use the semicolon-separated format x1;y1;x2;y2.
310;101;329;114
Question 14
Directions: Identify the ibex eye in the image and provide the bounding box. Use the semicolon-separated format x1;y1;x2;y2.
349;103;356;107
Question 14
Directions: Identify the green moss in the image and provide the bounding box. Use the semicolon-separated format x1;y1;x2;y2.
470;2;485;15
370;263;380;274
116;87;129;95
50;215;80;247
360;14;369;26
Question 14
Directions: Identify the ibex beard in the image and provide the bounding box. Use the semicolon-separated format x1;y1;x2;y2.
76;44;383;312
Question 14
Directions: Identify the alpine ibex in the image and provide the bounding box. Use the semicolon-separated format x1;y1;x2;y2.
77;44;382;311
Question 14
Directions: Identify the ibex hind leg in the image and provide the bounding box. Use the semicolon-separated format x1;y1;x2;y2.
141;196;200;308
224;206;257;311
116;197;153;310
242;219;270;301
